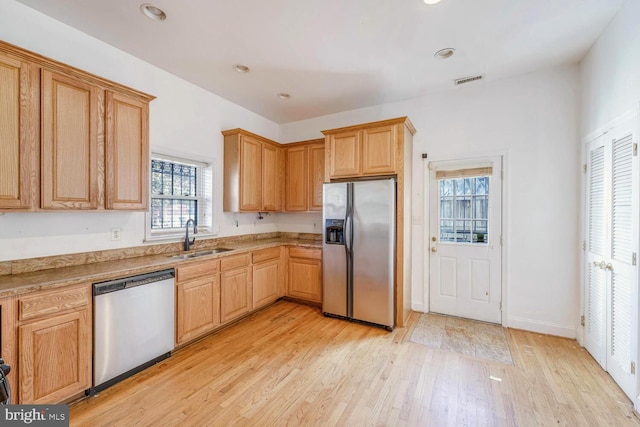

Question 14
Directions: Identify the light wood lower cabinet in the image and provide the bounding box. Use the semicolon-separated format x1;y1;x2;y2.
287;247;322;304
175;259;220;346
252;247;282;309
220;254;252;323
176;276;220;346
18;284;91;404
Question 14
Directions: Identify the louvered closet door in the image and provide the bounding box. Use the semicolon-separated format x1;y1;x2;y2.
584;115;638;402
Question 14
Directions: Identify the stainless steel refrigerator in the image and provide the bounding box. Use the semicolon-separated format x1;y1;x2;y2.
322;178;396;330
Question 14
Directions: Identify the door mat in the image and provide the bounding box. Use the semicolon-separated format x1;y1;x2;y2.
409;313;514;365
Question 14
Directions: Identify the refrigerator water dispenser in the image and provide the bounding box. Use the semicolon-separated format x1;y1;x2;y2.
325;219;345;244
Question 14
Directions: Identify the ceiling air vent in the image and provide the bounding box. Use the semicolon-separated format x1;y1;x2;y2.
454;75;484;86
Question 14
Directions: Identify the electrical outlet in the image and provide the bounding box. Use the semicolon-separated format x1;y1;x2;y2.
111;228;121;241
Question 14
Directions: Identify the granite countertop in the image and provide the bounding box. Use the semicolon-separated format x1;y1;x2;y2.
0;238;321;298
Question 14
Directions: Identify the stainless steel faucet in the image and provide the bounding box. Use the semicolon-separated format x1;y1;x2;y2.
184;218;197;251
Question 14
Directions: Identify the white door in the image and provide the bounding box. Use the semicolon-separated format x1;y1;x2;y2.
428;157;502;323
584;115;638;401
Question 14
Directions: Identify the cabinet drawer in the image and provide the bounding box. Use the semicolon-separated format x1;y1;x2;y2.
176;259;220;283
220;253;251;271
288;247;322;260
252;247;280;264
19;285;89;322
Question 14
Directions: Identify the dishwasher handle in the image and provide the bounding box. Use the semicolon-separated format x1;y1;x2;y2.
94;269;175;296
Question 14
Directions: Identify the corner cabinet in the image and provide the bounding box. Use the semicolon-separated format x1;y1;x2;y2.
220;253;253;322
284;139;325;212
223;129;283;212
18;284;92;404
287;247;322;304
323;117;416;327
252;247;283;309
0;40;154;212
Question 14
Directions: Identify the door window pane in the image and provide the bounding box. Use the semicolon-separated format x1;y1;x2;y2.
438;176;490;244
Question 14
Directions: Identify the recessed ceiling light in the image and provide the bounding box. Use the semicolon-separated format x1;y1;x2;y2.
234;64;250;73
277;93;291;100
140;4;166;21
423;0;441;4
434;48;455;60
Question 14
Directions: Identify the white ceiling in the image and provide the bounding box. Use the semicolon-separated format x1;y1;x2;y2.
15;0;625;124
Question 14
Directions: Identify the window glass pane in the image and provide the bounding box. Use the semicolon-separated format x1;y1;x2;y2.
151;159;202;231
438;175;490;244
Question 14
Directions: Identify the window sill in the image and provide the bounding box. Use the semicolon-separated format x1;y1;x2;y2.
144;231;218;244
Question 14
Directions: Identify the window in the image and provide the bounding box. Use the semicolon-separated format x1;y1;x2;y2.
439;175;489;244
149;155;212;237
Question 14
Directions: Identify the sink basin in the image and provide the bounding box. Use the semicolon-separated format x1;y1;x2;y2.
169;248;233;259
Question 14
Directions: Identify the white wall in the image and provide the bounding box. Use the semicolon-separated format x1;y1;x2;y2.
0;0;284;261
580;0;640;136
281;65;581;338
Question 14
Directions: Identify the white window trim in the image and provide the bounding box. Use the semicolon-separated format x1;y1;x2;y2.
144;153;216;243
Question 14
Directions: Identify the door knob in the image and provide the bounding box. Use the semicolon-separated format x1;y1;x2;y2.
606;263;613;271
431;247;437;253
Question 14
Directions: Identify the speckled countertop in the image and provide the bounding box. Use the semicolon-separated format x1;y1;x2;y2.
0;237;321;298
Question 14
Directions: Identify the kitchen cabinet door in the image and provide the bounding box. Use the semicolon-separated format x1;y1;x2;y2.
105;90;149;210
176;275;220;345
19;308;91;403
220;267;252;323
41;69;101;209
327;130;360;179
0;52;34;210
261;143;281;211
308;143;325;211
362;125;396;175
288;248;322;303
253;259;279;309
239;136;262;211
285;145;307;211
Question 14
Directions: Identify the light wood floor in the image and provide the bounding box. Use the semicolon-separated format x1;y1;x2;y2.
70;301;640;426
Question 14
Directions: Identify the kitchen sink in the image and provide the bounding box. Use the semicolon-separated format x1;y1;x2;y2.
169;248;233;259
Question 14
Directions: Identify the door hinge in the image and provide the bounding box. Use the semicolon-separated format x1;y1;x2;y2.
500;170;504;180
582;241;586;251
583;164;587;174
634;143;638;156
580;315;585;327
500;235;503;245
631;361;636;375
499;301;502;311
633;252;637;266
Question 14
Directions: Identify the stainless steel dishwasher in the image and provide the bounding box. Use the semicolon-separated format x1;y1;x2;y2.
90;269;175;395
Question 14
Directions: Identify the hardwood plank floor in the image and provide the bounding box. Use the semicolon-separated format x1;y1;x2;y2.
70;301;640;426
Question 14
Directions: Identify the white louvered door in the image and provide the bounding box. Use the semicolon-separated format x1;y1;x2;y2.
584;115;638;401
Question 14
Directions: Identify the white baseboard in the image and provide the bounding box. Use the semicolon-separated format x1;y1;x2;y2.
411;302;426;313
507;316;577;339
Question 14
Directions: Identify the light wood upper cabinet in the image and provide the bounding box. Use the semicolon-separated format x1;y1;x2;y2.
285;145;307;211
0;52;34;210
18;284;91;404
323;117;415;181
41;69;101;209
0;41;154;212
284;139;325;212
308;143;325;211
362;125;396;175
223;129;283;212
105;91;149;210
261;142;282;211
327;130;360;178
